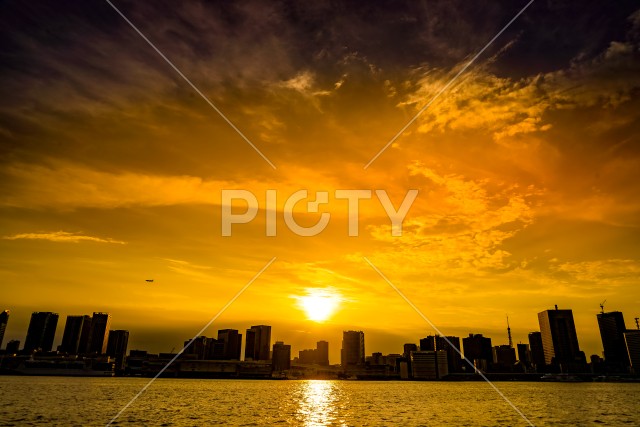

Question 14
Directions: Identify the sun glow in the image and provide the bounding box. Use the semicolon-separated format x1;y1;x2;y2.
296;289;342;322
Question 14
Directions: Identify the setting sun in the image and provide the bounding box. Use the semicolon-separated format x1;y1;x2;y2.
296;289;342;322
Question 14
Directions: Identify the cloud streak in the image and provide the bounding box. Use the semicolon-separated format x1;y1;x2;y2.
3;231;126;244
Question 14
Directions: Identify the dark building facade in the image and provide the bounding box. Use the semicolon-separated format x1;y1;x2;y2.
216;329;242;360
624;330;640;374
184;336;210;360
462;334;492;371
245;325;271;361
493;345;517;371
528;332;545;370
86;312;111;355
420;335;462;373
298;341;330;366
419;335;436;351
24;311;59;353
538;306;586;368
517;343;531;367
403;343;418;358
597;311;629;368
316;340;329;366
106;329;130;370
298;348;317;364
6;340;20;354
341;330;365;370
60;315;92;354
0;310;9;349
272;341;291;372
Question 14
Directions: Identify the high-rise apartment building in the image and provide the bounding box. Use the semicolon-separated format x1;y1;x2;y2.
462;334;492;369
624;330;640;373
86;312;111;354
0;310;9;349
272;341;291;372
403;343;418;358
597;311;629;367
60;315;92;354
538;306;585;367
24;312;59;353
493;345;517;369
245;325;271;361
410;350;448;379
517;343;531;367
217;329;242;360
528;332;545;370
341;330;365;370
420;335;462;373
316;340;329;366
184;336;210;359
106;330;129;370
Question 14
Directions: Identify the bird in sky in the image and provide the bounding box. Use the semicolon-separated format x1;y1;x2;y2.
145;279;154;283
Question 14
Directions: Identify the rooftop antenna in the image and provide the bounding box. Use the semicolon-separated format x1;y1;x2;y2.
635;317;639;330
599;299;606;314
507;315;513;348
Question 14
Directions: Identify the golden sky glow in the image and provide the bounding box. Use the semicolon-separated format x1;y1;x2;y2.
1;1;640;363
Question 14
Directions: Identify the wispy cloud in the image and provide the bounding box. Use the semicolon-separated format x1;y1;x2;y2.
3;231;126;244
164;258;215;282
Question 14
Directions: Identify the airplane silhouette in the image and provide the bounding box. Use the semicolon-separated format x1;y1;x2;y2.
145;279;154;283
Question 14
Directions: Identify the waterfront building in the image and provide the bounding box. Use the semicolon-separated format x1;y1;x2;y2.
60;315;92;354
86;312;112;355
341;330;365;370
462;334;492;371
410;350;448;379
106;330;130;371
272;341;291;372
217;329;242;360
624;330;640;374
245;325;271;361
597;311;629;368
538;306;586;370
24;312;58;353
0;310;9;349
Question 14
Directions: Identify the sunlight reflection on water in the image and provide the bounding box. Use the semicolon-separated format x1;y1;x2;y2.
1;377;640;426
295;380;347;426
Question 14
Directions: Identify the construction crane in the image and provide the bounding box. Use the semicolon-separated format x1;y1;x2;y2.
599;299;606;314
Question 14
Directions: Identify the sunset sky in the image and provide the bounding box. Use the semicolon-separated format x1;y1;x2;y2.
2;0;640;364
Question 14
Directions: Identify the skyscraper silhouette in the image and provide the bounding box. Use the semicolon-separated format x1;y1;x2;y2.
316;340;329;366
24;312;58;353
106;330;129;370
86;312;111;354
538;306;585;368
0;310;9;349
419;335;462;372
462;334;492;370
597;311;629;368
60;315;92;354
272;341;291;372
217;329;242;360
341;330;365;370
245;325;271;361
528;332;545;370
624;330;640;374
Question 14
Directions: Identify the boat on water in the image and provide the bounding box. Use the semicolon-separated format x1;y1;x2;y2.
540;373;585;382
14;359;115;377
